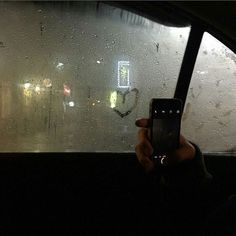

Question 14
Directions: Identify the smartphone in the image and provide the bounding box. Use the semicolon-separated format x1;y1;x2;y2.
149;98;182;161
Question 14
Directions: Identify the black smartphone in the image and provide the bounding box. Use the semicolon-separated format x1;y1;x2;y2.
149;98;182;160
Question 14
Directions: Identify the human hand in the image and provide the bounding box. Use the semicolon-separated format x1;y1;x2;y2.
135;118;196;173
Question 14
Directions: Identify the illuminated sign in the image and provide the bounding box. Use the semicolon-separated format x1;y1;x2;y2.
118;61;130;88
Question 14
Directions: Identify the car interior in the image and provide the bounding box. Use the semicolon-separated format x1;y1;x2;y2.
0;1;236;235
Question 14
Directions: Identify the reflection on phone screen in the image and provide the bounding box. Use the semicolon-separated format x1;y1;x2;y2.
153;117;179;153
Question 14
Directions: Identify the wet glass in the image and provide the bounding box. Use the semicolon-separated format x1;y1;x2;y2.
0;2;190;152
182;32;236;153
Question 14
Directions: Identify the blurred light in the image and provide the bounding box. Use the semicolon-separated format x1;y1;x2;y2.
24;82;31;89
69;101;75;107
63;84;71;96
56;62;64;69
96;60;101;64
35;85;40;93
97;100;101;103
24;89;32;97
64;88;71;94
197;70;208;75
43;79;52;88
110;91;117;108
92;103;95;106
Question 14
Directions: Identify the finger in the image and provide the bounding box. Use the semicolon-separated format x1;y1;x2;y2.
166;141;196;165
166;135;187;163
135;131;153;162
135;118;150;128
135;144;155;172
138;128;149;142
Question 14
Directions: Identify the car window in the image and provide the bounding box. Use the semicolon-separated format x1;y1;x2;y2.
182;32;236;153
0;2;190;152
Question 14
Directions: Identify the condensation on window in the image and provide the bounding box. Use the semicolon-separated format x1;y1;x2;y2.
0;2;189;152
182;32;236;153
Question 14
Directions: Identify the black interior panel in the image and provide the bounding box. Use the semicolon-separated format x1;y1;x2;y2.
0;154;235;234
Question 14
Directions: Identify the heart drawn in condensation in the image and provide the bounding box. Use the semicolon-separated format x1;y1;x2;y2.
113;88;139;118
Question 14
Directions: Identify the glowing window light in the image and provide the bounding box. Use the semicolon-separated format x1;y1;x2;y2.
118;61;130;88
110;91;117;108
201;32;225;52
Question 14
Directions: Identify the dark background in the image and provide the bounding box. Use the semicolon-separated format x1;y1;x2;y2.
0;153;235;234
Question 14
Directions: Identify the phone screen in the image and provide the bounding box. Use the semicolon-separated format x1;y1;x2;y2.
153;117;180;153
150;99;182;158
